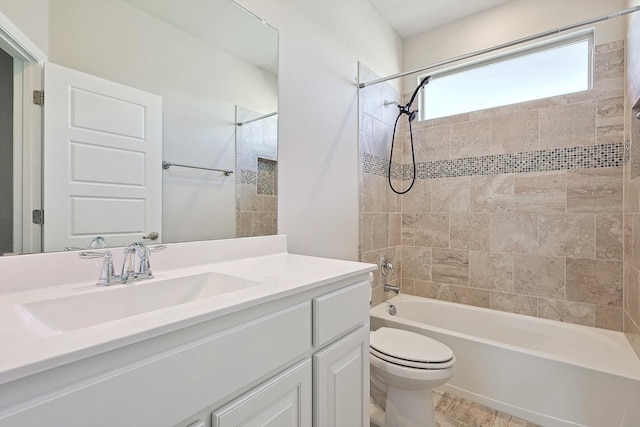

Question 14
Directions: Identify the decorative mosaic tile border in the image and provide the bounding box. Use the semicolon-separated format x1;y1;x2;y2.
240;169;256;184
363;141;630;179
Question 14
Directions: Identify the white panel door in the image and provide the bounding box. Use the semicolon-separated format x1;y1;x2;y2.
313;325;369;427
212;360;312;427
43;62;162;252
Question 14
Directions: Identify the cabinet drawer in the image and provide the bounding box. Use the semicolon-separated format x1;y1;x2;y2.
212;360;312;427
313;281;369;347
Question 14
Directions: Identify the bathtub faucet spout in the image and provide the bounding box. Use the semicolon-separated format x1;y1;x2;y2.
384;284;400;295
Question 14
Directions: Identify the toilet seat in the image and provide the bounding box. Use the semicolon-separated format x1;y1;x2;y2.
370;327;454;369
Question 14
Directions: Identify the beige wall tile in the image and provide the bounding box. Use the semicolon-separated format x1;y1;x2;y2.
372;118;393;159
471;175;514;213
450;119;491;158
538;213;595;258
450;214;490;251
414;280;450;300
596;96;624;145
401;214;415;246
263;195;277;212
566;167;623;213
566;259;622;307
371;285;384;307
372;213;389;250
594;47;624;83
402;245;432;282
239;212;252;238
432;177;470;213
489;292;537;317
631;109;640;180
624;264;639;324
469;251;513;292
633;214;640;270
240;183;260;211
514;255;564;299
432;249;469;285
401;178;432;214
595;214;623;260
363;173;383;213
414;125;451;161
624;213;633;262
491;110;539;154
415;213;450;248
252;212;276;236
624;172;640;214
539;101;596;149
538;298;595;326
514;172;566;213
400;278;415;295
389;213;402;247
491;213;538;254
593;76;624;102
595;306;623;331
449;285;489;308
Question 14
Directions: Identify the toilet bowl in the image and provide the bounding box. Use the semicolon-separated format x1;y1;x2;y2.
369;327;455;427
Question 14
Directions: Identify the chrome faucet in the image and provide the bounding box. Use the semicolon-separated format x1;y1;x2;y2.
121;242;165;283
80;242;166;286
384;284;400;295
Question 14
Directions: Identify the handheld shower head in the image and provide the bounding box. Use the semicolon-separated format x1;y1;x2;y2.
407;75;431;108
398;75;431;123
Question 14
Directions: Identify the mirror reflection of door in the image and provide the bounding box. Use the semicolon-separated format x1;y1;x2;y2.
43;63;162;252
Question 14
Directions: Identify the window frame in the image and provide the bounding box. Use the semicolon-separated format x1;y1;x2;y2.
417;29;594;121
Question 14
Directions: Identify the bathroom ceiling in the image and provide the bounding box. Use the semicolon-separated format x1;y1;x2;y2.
368;0;514;39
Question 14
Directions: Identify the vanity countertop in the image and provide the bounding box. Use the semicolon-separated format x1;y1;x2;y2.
0;236;376;385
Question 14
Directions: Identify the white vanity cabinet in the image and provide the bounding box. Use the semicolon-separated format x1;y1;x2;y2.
0;253;373;427
312;281;371;427
208;280;371;427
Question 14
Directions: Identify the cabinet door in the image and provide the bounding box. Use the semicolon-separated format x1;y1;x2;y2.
313;325;369;427
212;360;312;427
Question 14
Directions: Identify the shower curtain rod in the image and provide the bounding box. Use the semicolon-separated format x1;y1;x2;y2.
236;111;277;126
358;5;640;89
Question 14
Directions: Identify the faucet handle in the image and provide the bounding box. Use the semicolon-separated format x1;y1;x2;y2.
79;250;120;286
380;256;394;276
133;243;166;278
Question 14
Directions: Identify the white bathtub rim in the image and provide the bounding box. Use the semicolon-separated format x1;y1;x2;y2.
371;295;640;382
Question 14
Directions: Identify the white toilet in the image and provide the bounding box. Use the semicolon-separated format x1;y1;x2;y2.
369;327;455;427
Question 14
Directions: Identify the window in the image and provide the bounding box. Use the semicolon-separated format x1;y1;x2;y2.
419;32;593;120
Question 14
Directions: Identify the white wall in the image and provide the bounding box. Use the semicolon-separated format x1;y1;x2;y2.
402;0;628;89
236;0;402;260
0;0;48;55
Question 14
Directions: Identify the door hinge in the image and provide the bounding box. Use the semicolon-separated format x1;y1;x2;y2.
32;209;44;225
33;90;44;106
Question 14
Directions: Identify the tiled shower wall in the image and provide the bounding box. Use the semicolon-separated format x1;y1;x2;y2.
360;40;633;332
624;11;640;358
235;106;278;237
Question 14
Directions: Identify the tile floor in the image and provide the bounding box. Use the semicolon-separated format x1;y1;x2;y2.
370;388;541;427
432;389;541;427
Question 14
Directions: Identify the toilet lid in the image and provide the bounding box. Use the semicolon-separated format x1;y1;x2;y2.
370;327;454;364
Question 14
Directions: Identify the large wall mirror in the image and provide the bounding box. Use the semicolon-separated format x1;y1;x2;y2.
0;0;278;254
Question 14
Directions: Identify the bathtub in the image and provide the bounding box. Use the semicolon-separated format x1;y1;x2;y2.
370;294;640;427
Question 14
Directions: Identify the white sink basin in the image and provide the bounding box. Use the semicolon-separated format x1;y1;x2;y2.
18;272;261;333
